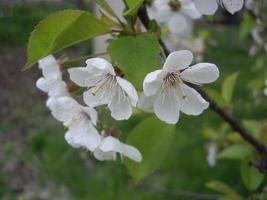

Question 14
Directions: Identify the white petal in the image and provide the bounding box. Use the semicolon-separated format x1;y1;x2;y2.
94;150;116;161
143;70;164;96
153;88;180;124
121;143;142;162
264;88;267;96
181;2;202;19
65;131;80;148
222;0;244;14
36;77;50;92
82;107;98;126
46;96;80;125
97;136;142;162
86;58;115;75
148;0;171;22
180;84;209;115
108;88;132;120
116;77;139;106
38;55;61;78
47;80;69;97
163;50;193;71
83;88;111;107
68;120;101;151
168;13;188;34
181;63;219;84
137;93;154;112
68;67;97;87
194;0;218;15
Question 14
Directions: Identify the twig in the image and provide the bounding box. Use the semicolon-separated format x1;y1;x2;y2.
64;52;108;65
137;4;267;172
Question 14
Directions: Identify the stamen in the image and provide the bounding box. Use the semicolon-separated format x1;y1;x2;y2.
91;75;112;96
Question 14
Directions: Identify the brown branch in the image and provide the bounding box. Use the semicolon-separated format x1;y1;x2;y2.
137;4;267;172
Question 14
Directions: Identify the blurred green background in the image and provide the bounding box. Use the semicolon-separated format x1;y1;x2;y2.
1;1;267;199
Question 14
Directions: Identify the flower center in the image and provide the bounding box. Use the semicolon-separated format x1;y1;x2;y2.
91;74;115;96
164;71;181;86
164;71;187;99
169;0;181;11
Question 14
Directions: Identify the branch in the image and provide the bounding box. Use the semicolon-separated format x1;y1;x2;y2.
137;5;267;172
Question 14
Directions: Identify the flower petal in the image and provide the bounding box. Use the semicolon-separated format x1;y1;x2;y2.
83;88;111;107
96;136;142;162
194;0;218;15
168;13;188;34
116;77;139;106
67;121;101;151
143;70;164;96
38;55;61;78
68;67;98;87
86;58;115;75
163;50;193;71
108;88;132;120
153;88;180;124
46;96;80;125
181;63;219;84
222;0;244;14
82;107;98;126
182;2;202;19
180;84;209;115
137;93;154;112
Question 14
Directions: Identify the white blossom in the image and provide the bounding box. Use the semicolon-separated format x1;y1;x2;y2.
194;0;244;15
46;96;101;151
207;143;217;167
147;0;201;35
93;135;142;162
36;55;69;97
68;58;138;121
140;50;219;124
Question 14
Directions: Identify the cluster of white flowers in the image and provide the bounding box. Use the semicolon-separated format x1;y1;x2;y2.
36;55;142;163
146;0;244;36
36;50;219;162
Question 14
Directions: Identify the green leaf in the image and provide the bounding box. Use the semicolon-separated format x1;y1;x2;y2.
107;33;160;89
239;12;255;39
240;161;265;191
124;0;144;17
25;9;110;68
100;11;118;27
206;181;244;200
206;88;228;107
222;72;239;103
95;0;116;17
217;144;253;160
125;116;176;182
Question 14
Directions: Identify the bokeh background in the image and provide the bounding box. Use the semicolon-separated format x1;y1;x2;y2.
1;0;267;199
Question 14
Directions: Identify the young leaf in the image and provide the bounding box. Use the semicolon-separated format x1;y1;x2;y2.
206;88;228;107
240;161;265;191
206;181;245;200
124;0;144;17
25;10;110;68
95;0;117;17
125;116;175;182
107;33;160;89
222;72;239;103
217;144;253;160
